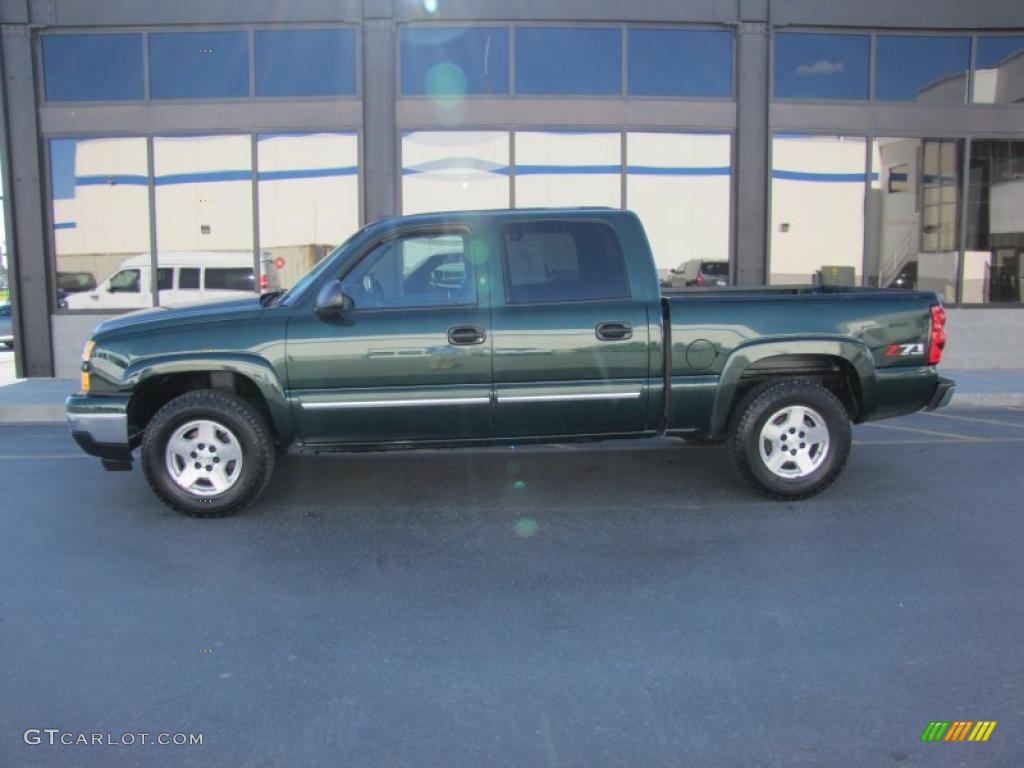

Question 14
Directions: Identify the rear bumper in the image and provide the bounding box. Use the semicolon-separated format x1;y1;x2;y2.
66;394;134;467
925;377;956;411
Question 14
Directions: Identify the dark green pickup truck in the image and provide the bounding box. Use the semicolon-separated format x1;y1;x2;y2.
66;209;953;517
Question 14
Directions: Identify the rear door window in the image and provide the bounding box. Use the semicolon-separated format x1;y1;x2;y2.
179;268;200;289
701;261;729;277
502;221;630;304
156;267;174;291
204;268;255;291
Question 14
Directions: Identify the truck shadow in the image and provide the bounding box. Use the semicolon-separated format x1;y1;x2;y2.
255;438;753;520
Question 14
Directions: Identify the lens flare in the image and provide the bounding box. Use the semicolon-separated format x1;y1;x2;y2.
514;518;538;538
425;62;467;110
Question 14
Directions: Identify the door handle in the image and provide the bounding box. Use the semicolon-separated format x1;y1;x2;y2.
448;325;487;346
595;321;633;341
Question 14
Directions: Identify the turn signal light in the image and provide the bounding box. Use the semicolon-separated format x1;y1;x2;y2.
928;304;947;365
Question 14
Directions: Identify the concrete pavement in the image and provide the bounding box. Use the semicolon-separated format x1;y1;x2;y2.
1;408;1022;767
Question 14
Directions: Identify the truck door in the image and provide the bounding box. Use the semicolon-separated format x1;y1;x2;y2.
490;219;650;438
285;226;493;444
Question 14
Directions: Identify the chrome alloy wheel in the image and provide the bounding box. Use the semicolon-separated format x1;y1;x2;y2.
757;405;830;480
164;419;244;496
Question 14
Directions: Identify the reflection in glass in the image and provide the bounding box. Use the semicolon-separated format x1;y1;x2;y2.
400;27;509;97
514;132;620;208
402;131;509;214
42;34;144;102
627;29;732;98
964;140;1024;304
973;37;1024;104
515;27;620;95
255;30;357;98
875;35;969;102
257;133;360;291
154;135;255;306
51;138;151;309
773;33;869;100
149;31;249;100
626;133;731;275
770;135;866;285
866;138;962;302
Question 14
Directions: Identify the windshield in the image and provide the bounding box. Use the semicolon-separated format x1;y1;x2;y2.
278;228;366;306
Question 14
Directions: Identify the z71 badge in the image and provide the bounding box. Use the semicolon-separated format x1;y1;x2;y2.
885;342;925;357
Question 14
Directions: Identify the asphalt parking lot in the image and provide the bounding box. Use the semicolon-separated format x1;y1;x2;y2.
1;407;1022;767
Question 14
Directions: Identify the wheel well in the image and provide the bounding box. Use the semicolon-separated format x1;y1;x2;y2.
128;371;278;442
734;354;862;422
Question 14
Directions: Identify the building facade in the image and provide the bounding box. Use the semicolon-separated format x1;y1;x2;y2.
1;0;1023;377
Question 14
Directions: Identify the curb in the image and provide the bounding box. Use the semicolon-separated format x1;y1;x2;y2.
0;405;66;424
950;392;1024;407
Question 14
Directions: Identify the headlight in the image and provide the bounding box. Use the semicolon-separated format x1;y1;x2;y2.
81;340;96;393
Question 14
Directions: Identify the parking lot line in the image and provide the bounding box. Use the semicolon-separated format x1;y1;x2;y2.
919;411;1024;429
854;437;1024;446
0;454;90;460
855;422;985;441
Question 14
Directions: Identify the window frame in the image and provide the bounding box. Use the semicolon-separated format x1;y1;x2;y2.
36;24;360;107
770;30;871;103
499;218;632;307
334;225;480;313
626;26;735;100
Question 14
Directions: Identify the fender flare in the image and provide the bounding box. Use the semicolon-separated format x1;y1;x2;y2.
122;353;294;443
708;338;877;436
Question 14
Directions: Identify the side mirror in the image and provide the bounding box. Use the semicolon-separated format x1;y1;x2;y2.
314;280;355;319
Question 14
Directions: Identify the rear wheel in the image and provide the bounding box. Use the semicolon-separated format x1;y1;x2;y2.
729;380;851;500
141;389;275;517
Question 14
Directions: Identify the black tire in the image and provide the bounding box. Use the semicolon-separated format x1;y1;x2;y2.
141;389;275;517
728;380;851;500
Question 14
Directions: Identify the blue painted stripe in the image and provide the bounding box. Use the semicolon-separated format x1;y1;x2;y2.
628;165;731;176
54;221;77;230
772;170;880;183
258;166;358;181
75;174;148;187
154;170;252;186
516;164;621;175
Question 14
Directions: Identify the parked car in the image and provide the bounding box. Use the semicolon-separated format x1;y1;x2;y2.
63;252;258;309
0;302;12;348
66;209;953;517
662;258;730;288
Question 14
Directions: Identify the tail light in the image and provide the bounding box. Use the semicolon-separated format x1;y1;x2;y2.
694;273;704;287
928;304;947;365
259;274;269;291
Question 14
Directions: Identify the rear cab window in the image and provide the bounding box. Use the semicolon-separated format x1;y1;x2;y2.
501;221;630;304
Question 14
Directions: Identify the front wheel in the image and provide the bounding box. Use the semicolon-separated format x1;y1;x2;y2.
728;380;851;500
141;389;275;517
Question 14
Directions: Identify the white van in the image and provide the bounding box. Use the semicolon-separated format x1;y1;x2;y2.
65;252;259;310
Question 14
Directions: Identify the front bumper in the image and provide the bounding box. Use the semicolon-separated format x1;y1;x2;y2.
66;394;134;467
925;377;956;411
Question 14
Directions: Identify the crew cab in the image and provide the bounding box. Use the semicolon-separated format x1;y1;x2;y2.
66;209;954;517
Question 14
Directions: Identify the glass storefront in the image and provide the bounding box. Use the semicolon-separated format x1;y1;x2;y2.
153;135;255;307
770;135;866;285
866;137;962;302
51;137;151;310
626;132;731;273
514;131;620;208
402;131;510;214
257;132;360;291
964;139;1024;304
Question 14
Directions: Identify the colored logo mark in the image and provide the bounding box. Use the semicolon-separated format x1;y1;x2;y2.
921;721;997;742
